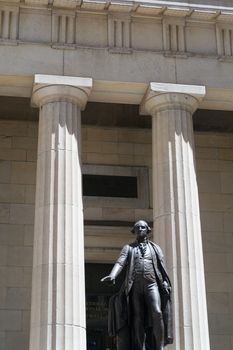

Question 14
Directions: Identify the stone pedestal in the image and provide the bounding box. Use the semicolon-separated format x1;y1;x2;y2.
29;75;92;350
142;83;210;350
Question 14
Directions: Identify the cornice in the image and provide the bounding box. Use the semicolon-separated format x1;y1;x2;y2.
1;0;233;20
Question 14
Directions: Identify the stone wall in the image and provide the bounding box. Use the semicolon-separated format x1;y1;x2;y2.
196;133;233;350
0;120;37;350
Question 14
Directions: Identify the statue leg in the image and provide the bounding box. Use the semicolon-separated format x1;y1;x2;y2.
129;279;145;350
145;282;164;350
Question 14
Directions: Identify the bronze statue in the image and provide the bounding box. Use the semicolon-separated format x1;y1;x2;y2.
101;220;173;350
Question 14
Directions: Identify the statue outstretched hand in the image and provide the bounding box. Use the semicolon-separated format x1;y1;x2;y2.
100;275;115;285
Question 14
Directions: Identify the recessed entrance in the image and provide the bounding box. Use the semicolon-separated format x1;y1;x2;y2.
85;263;125;350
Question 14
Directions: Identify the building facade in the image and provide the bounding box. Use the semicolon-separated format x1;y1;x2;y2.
0;0;233;350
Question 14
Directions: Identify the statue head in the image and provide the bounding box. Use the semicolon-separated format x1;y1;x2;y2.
131;220;151;239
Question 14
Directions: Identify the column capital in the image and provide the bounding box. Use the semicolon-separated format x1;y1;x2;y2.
31;74;93;110
141;82;206;116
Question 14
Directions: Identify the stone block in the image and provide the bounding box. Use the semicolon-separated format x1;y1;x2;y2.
24;225;34;246
25;185;36;204
230;274;233;293
134;209;153;222
200;212;223;232
0;310;22;331
225;233;233;253
81;127;87;141
0;331;5;350
205;272;230;293
23;267;32;287
202;231;233;254
26;150;37;162
5;331;29;350
10;204;34;225
204;253;228;272
0;44;63;76
0;121;28;137
208;314;233;335
0;184;25;204
134;155;152;167
117;143;134;155
83;207;103;220
0;288;6;308
118;129;152;144
197;171;221;193
0;204;10;224
0;161;11;184
197;159;233;172
199;193;233;212
209;335;231;350
6;267;25;287
0;136;12;149
102;142;118;154
221;173;233;194
0;224;25;246
195;134;233;149
196;159;219;172
0;246;7;266
224;213;233;233
86;128;118;142
117;155;135;166
219;160;233;172
0;149;26;161
0;268;6;287
134;144;152;156
7;246;33;267
218;149;233;161
5;288;31;310
82;141;102;153
132;20;162;51
27;122;38;138
86;153;118;165
186;25;216;55
102;207;134;221
20;10;51;43
12;136;37;150
227;254;233;273
229;293;233;313
195;147;218;160
76;14;107;47
22;310;30;330
11;162;36;185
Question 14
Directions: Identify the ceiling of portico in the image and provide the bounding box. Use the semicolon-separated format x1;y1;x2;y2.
0;96;232;132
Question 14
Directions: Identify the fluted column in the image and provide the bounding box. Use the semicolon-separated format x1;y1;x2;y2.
142;83;209;350
30;75;92;350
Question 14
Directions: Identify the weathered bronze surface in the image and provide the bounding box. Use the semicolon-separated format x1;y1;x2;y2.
101;220;173;350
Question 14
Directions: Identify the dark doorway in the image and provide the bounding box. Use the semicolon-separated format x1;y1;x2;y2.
85;263;125;350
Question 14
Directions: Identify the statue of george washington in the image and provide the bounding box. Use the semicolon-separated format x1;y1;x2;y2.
101;220;173;350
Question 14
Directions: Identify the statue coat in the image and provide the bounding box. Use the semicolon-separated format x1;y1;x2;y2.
108;240;173;348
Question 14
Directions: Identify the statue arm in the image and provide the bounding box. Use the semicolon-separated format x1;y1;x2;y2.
101;245;129;284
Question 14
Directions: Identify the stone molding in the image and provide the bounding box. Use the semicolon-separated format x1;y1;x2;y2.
31;74;93;109
0;5;19;42
141;82;206;115
108;13;131;53
1;1;233;59
52;9;76;46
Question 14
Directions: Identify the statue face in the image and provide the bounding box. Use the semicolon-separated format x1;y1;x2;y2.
133;221;149;239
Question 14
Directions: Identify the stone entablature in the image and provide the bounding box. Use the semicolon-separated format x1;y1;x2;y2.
2;0;233;59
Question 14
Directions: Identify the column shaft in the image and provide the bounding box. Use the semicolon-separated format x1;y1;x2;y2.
142;84;209;350
30;100;86;350
152;106;209;350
